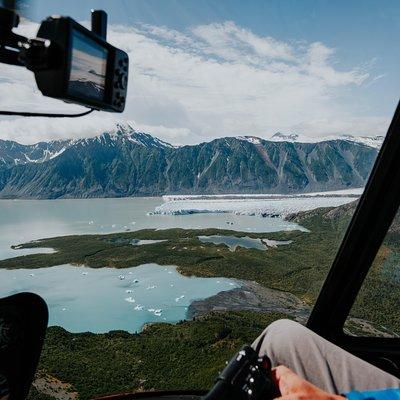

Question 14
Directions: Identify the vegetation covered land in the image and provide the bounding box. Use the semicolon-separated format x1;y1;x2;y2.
1;201;399;399
31;312;289;400
1;206;347;303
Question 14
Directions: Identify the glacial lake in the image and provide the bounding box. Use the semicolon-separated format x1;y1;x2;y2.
0;195;357;332
0;264;238;333
0;197;303;260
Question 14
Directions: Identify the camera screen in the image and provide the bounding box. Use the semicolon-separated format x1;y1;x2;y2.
68;29;108;101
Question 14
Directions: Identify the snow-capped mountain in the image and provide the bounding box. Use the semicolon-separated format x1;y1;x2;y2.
0;138;71;167
0;125;379;198
67;124;176;149
338;135;385;149
0;124;174;168
268;132;385;149
270;132;304;142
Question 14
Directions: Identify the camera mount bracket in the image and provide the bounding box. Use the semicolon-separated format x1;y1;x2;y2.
0;7;128;117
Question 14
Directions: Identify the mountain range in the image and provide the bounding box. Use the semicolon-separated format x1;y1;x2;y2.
0;124;381;198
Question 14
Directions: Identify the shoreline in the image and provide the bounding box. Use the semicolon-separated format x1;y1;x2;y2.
187;279;311;323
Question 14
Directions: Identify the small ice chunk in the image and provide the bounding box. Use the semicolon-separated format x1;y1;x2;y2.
81;272;88;276
118;275;125;280
111;224;116;228
125;289;133;293
133;279;139;283
148;308;155;312
29;273;35;277
61;307;67;311
134;305;143;311
125;297;135;303
146;285;157;290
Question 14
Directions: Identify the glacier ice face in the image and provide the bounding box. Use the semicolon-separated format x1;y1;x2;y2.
154;189;361;218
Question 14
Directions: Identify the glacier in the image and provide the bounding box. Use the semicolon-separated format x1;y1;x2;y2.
153;189;362;218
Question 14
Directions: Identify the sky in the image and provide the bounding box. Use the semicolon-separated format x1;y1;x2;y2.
0;0;399;145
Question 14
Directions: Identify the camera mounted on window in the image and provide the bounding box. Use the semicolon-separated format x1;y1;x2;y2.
0;5;129;114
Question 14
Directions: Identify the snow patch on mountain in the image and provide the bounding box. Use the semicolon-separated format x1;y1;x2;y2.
237;136;262;145
268;132;384;148
106;123;176;148
339;135;385;149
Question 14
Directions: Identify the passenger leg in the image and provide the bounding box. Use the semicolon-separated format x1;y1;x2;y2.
253;319;400;394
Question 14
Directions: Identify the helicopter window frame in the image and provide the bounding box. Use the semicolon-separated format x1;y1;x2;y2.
306;100;400;367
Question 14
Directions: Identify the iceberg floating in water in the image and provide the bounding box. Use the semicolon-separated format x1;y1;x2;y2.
134;305;144;311
125;297;135;303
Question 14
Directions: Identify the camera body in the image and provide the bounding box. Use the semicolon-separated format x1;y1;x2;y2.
203;345;278;400
32;16;128;112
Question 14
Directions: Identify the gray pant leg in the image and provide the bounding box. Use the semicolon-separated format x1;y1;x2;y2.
253;319;400;394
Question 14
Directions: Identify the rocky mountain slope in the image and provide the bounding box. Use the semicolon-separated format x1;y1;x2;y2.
0;125;379;198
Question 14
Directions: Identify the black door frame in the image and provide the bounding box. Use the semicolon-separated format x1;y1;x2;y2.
307;100;400;368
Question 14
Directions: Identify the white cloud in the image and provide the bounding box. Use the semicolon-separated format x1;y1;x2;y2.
0;19;388;145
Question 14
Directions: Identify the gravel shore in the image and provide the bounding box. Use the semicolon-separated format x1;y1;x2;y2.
188;280;311;323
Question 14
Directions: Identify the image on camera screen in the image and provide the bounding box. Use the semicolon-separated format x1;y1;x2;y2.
68;29;108;101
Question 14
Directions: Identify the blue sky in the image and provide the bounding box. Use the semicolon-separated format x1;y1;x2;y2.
1;0;399;143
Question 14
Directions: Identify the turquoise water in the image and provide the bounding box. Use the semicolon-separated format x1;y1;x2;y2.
0;263;237;333
198;235;293;251
199;235;268;251
0;197;300;333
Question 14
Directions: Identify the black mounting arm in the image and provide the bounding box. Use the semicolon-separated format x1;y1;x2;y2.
0;7;27;66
